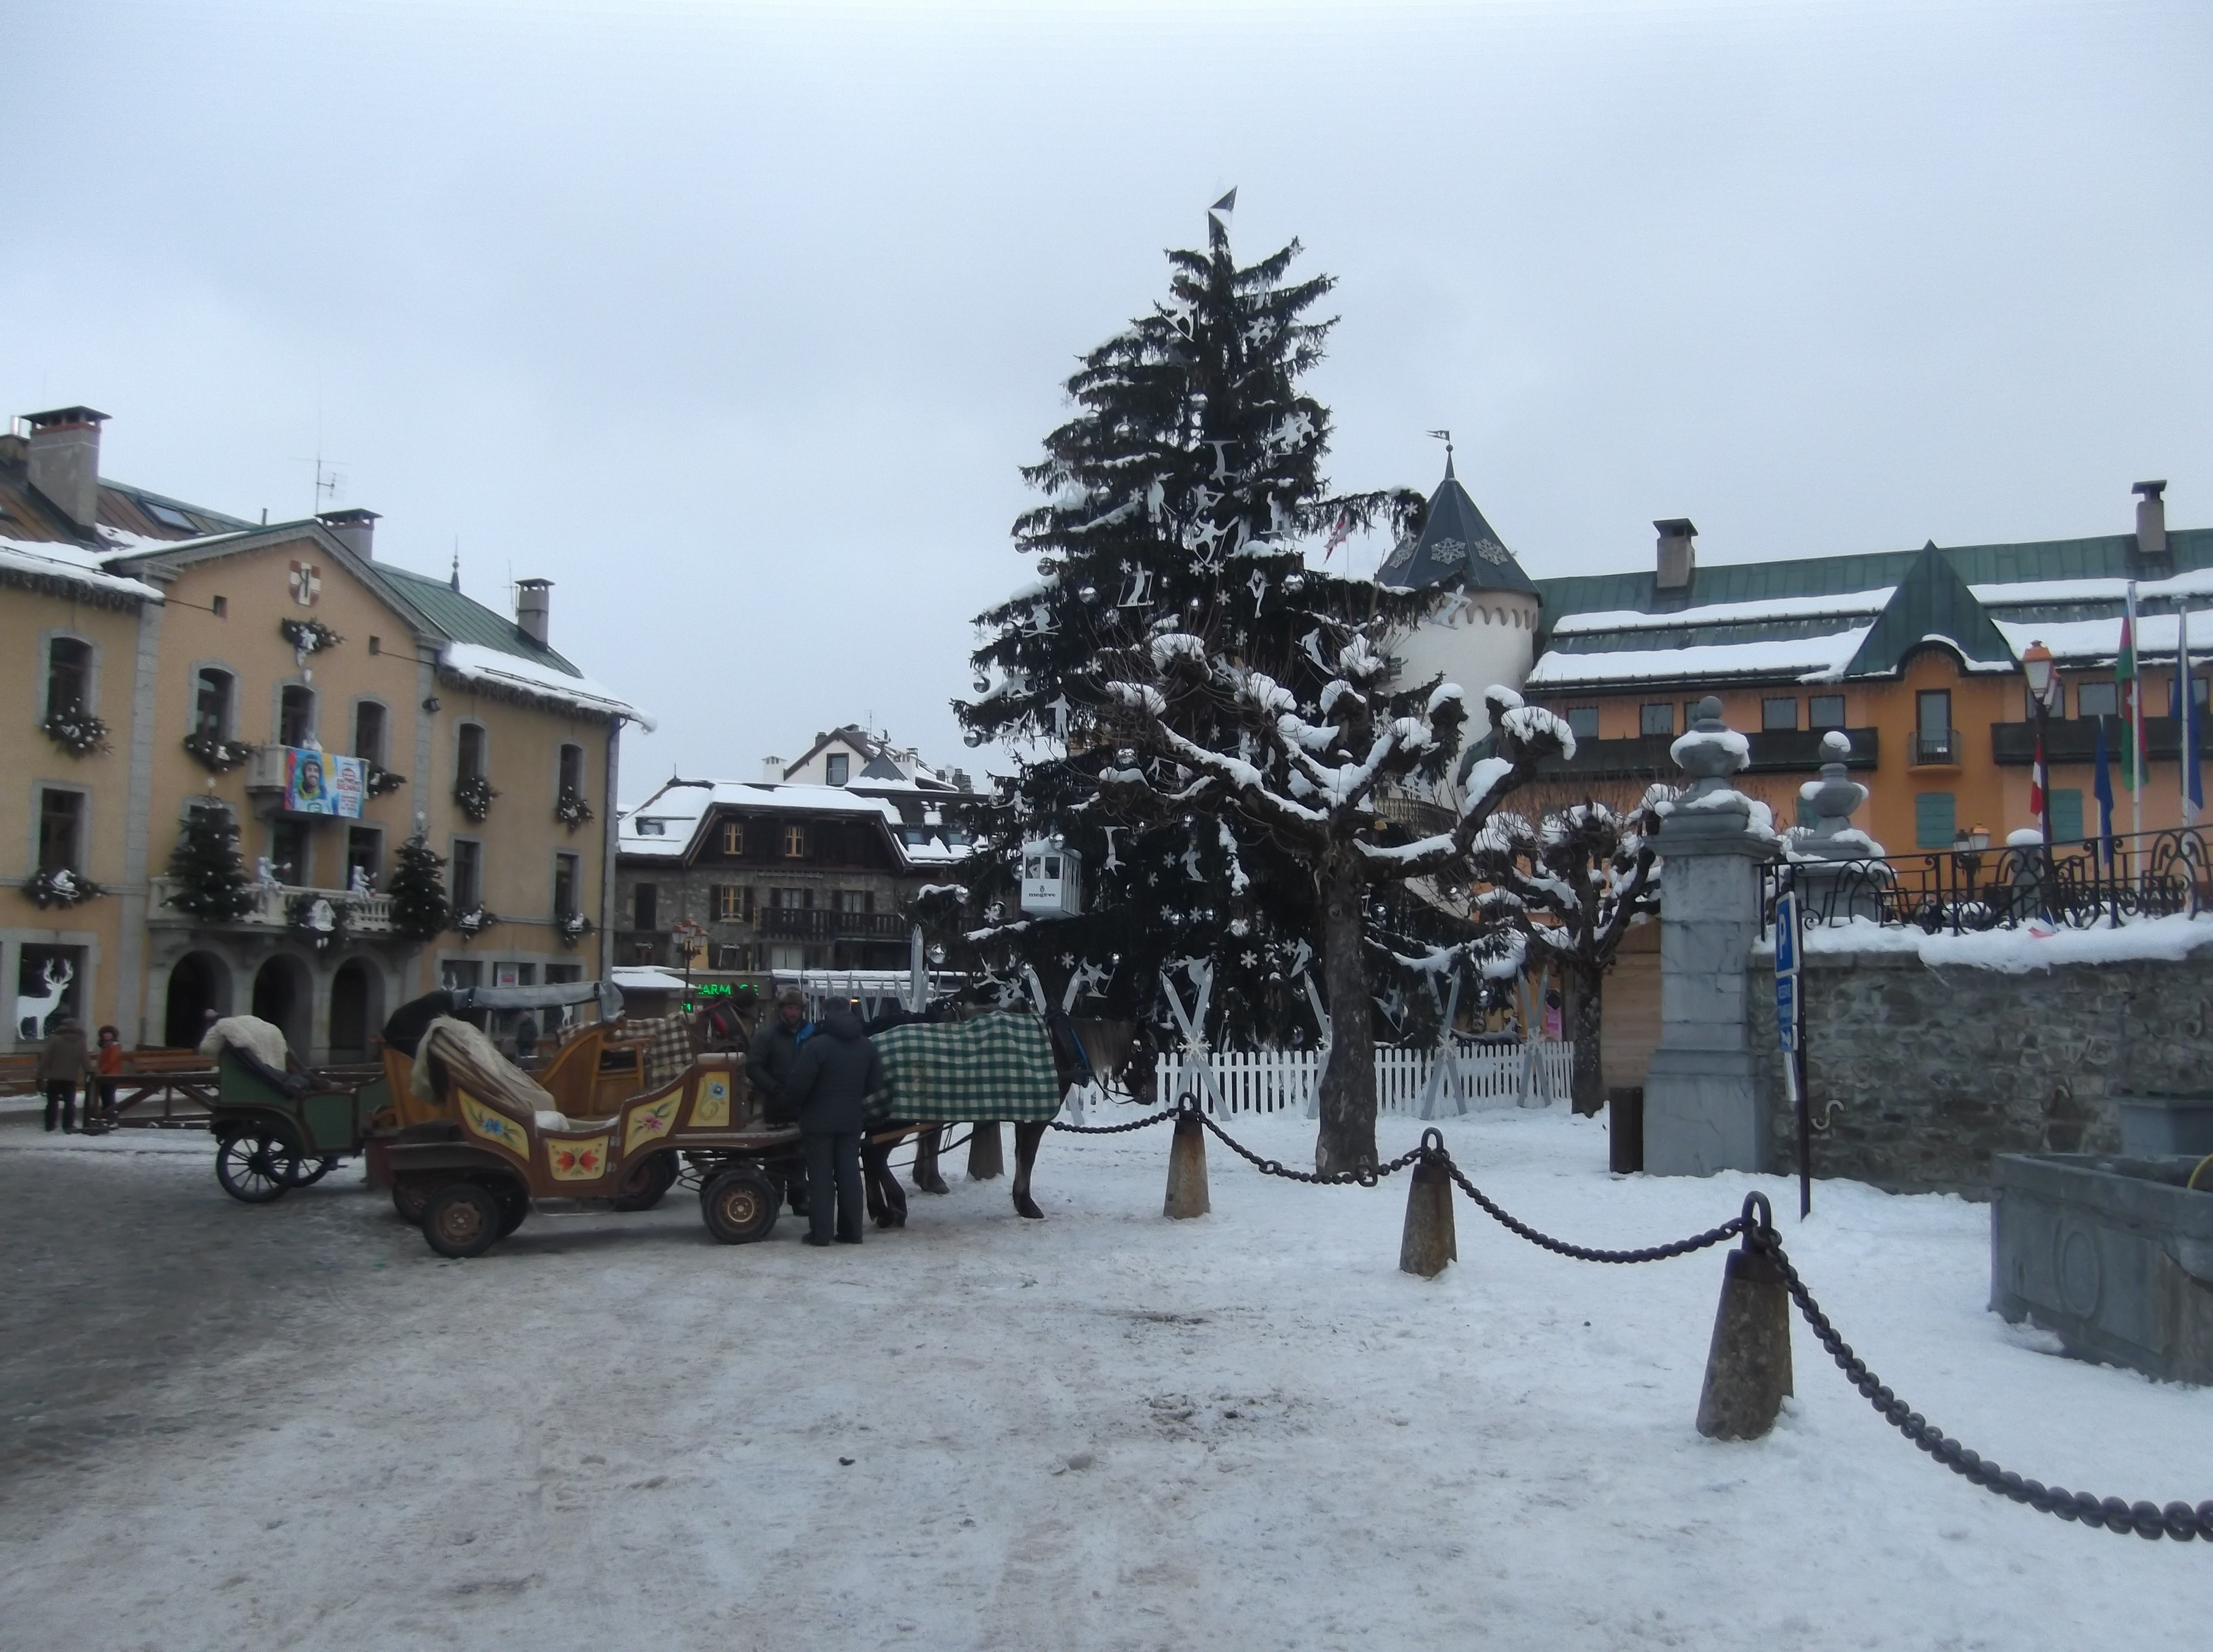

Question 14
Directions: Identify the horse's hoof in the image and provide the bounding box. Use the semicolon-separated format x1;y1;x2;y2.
916;1175;950;1196
1013;1192;1044;1220
875;1211;906;1229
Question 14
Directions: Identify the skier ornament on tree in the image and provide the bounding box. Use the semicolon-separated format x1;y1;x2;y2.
944;197;1568;1170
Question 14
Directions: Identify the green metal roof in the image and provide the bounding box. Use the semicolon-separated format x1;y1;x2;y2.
1842;541;2016;676
376;563;581;675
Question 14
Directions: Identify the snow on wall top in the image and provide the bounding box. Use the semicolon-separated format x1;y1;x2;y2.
1527;626;1876;688
1547;588;1896;636
1757;911;2213;972
0;534;166;601
439;642;653;729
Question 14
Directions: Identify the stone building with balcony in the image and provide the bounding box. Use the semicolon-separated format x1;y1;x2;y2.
617;754;969;988
0;405;643;1061
1516;485;2210;857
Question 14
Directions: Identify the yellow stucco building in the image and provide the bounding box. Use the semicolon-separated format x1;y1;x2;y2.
0;406;644;1060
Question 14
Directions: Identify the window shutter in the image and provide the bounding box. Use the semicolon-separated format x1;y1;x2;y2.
1913;791;1956;849
2049;788;2085;845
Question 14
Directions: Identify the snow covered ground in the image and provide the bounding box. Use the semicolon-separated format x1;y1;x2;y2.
1;1105;2202;1649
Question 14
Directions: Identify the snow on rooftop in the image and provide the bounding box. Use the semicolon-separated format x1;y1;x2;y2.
1973;567;2213;607
1991;612;2202;666
1527;626;1875;689
439;641;653;729
1548;589;1896;636
0;535;165;601
616;778;972;869
610;966;690;994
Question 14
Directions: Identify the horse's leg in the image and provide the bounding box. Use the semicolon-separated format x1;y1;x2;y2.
1010;1121;1047;1220
912;1125;950;1195
863;1134;907;1228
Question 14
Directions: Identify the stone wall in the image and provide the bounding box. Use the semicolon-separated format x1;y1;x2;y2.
1748;947;2213;1192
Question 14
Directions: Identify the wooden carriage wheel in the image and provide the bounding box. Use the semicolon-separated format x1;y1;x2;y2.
215;1128;298;1204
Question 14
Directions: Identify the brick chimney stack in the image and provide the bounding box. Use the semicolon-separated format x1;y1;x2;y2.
317;507;379;560
24;406;108;533
515;578;553;647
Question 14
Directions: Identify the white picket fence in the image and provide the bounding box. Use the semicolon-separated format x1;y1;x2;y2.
1150;1040;1575;1118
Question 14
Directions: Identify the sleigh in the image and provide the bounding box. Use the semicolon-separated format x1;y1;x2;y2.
387;1016;801;1257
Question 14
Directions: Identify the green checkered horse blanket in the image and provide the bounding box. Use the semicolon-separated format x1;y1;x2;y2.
870;1013;1066;1124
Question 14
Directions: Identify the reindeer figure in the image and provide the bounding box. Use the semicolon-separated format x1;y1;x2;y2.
16;959;75;1041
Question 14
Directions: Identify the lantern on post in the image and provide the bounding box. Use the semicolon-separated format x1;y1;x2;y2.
1019;835;1082;917
2021;639;2061;911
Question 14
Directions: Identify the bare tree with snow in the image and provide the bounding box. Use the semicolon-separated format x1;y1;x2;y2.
1468;793;1665;1116
1099;626;1573;1174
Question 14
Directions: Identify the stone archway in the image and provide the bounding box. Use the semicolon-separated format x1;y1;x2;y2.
250;953;314;1063
162;951;233;1048
327;958;384;1063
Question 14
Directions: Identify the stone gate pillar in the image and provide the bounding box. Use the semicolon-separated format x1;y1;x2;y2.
1643;698;1780;1176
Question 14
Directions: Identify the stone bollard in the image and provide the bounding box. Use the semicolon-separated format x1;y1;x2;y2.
1398;1129;1458;1279
967;1121;1005;1181
1695;1194;1794;1440
1163;1101;1210;1219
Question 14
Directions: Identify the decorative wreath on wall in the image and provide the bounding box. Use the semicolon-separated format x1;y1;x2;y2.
453;775;499;822
41;705;110;758
24;867;106;909
285;891;352;953
365;764;407;797
451;904;496;940
280;618;344;655
555;785;594;830
557;910;595;948
182;730;250;774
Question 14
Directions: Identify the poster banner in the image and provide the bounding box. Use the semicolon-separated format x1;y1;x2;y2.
284;748;366;817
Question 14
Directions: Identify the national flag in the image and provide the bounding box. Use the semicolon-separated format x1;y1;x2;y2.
2028;723;2048;839
2092;712;2116;866
2183;606;2203;827
2116;595;2140;792
1322;510;1352;561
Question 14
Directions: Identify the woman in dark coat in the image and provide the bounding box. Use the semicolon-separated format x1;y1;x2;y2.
779;1004;882;1247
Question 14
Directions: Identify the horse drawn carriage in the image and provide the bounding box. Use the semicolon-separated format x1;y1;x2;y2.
202;979;632;1204
387;1002;1084;1258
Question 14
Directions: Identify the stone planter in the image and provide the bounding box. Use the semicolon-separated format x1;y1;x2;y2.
2115;1094;2213;1156
1991;1153;2213;1385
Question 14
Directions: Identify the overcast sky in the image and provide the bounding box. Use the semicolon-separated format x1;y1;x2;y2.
8;0;2209;798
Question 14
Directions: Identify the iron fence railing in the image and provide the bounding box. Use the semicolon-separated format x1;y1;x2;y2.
1760;827;2213;937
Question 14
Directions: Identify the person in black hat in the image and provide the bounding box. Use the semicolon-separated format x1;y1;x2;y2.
750;987;812;1211
778;998;880;1246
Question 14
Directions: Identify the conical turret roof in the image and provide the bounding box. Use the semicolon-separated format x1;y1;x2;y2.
1377;454;1536;595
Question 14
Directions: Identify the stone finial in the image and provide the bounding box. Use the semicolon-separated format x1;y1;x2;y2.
1669;696;1751;812
1795;729;1877;860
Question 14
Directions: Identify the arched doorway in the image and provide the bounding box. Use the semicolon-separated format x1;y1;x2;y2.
327;959;383;1063
250;954;313;1062
162;952;232;1048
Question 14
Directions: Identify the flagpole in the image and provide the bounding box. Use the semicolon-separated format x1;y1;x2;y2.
2181;605;2200;831
2128;582;2144;878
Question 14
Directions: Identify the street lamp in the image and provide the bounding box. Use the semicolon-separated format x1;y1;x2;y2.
2022;640;2061;913
670;917;707;1009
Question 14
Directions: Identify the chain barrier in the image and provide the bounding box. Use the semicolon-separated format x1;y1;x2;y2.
1048;1104;1180;1136
1040;1099;2211;1542
1441;1151;1749;1264
1192;1100;1423;1186
1734;1207;2213;1545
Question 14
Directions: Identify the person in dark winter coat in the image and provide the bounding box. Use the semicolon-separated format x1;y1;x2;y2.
38;1016;90;1133
778;1003;882;1246
749;988;814;1215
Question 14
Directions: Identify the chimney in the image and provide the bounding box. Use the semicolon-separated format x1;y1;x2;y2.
24;406;109;533
316;507;379;560
1654;518;1698;592
2134;480;2168;563
761;756;784;783
515;578;552;647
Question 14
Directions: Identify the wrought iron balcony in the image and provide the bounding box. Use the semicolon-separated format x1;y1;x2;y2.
1907;728;1962;767
1990;716;2213;765
758;908;903;941
1532;727;1877;782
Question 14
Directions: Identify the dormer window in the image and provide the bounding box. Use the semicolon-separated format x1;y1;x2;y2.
636;818;666;837
826;753;849;787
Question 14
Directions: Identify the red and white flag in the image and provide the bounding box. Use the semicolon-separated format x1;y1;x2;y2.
1322;511;1352;561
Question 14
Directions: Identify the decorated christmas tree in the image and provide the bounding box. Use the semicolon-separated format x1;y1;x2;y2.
936;198;1432;1048
387;832;451;944
940;198;1575;1172
163;804;255;922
